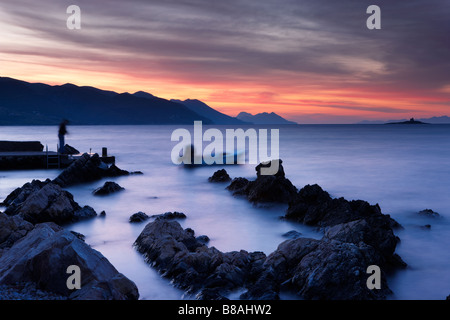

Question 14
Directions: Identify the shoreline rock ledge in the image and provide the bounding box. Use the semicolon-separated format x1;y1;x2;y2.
0;215;139;300
134;213;402;300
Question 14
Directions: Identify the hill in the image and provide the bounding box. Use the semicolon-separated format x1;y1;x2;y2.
236;111;297;125
170;99;247;125
0;77;211;125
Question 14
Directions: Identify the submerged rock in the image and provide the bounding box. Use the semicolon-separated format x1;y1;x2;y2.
93;181;125;196
151;211;187;220
129;211;149;223
0;222;139;300
208;169;231;183
418;209;440;218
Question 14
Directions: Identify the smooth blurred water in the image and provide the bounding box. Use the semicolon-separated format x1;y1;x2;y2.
1;124;449;300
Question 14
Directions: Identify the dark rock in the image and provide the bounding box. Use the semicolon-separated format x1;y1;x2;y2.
53;153;129;188
134;219;265;297
4;182;96;225
99;210;106;217
196;235;210;245
0;223;139;300
418;209;440;218
196;288;229;300
226;177;250;196
226;160;297;203
74;206;97;221
208;169;231;183
255;159;285;178
61;144;79;155
420;224;432;230
282;230;302;239
3;179;51;213
151;211;187;220
285;184;399;228
70;231;85;241
0;213;34;254
93;181;125;196
129;212;149;223
134;218;400;300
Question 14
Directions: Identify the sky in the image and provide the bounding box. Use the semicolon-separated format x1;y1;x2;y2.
0;0;449;123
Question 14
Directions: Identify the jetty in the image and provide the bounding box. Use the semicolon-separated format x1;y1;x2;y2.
0;141;115;170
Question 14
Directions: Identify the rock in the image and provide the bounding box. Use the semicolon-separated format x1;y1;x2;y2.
5;182;96;225
93;181;125;196
134;219;265;297
129;212;149;223
290;239;391;300
226;160;297;203
418;209;440;218
134;218;400;300
53;153;129;187
3;179;51;213
196;235;210;245
70;231;85;241
0;213;34;254
151;211;187;220
285;184;399;228
208;169;231;182
0;223;139;300
226;177;250;196
282;230;302;239
99;210;106;217
74;206;97;221
420;224;432;230
61;144;80;155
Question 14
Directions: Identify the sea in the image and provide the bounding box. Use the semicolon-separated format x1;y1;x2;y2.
1;124;449;300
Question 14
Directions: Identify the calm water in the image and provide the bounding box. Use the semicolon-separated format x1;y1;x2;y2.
1;124;449;300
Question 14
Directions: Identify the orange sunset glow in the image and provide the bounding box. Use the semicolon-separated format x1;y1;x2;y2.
1;0;449;123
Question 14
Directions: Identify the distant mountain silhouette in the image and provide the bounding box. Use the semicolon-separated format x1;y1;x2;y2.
236;111;297;125
0;77;211;125
170;99;247;125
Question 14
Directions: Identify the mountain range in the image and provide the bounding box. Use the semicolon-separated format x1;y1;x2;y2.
0;77;296;126
236;111;298;125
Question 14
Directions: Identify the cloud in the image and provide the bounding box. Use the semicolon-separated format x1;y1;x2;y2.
0;0;449;121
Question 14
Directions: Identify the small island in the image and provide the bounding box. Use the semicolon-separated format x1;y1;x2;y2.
386;117;429;125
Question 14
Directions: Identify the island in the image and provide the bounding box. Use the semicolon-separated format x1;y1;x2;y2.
385;118;429;125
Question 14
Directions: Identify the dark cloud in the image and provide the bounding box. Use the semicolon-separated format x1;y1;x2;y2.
1;0;449;96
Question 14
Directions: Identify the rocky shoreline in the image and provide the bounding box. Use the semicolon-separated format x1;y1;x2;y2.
0;153;139;300
133;161;407;300
1;154;448;300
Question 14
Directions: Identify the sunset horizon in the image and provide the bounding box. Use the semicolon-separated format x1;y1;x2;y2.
1;0;448;124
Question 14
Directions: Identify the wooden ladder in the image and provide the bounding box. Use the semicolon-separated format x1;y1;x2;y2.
46;145;60;169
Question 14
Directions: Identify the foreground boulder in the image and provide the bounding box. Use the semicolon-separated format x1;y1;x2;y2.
226;159;297;203
0;213;34;256
0;222;139;300
53;153;129;187
93;181;125;196
4;181;96;225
